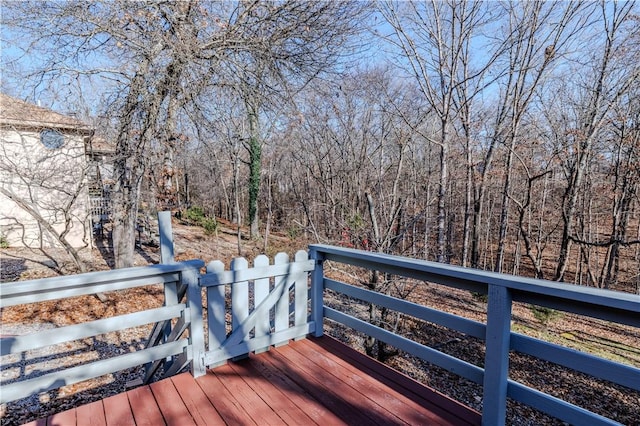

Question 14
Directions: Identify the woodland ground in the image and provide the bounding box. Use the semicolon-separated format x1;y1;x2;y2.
0;218;638;425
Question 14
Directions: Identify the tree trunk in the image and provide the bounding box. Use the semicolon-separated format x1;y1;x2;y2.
112;200;138;269
248;134;261;239
554;3;631;281
111;158;143;269
495;137;515;273
247;107;261;239
436;120;449;263
462;135;473;267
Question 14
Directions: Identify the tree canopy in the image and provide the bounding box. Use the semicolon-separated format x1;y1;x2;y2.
2;1;639;292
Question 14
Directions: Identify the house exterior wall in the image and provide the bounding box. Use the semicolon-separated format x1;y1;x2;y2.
0;127;92;248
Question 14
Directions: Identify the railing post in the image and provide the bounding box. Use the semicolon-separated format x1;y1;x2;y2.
184;264;206;377
158;211;175;264
158;211;178;349
482;284;512;426
309;247;325;337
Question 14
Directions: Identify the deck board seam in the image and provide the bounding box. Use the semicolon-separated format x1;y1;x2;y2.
314;336;481;425
225;360;317;425
273;341;411;425
293;337;455;425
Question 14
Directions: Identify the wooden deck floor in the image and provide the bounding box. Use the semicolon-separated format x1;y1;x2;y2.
25;336;481;425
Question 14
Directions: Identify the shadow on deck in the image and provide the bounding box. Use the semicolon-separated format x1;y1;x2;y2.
24;337;480;426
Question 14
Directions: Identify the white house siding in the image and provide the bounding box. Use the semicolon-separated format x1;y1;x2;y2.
0;127;92;249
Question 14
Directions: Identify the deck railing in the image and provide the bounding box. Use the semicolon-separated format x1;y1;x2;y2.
308;244;640;426
0;260;203;404
1;232;638;425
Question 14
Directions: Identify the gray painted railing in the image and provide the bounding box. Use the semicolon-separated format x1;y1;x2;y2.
308;244;640;426
2;236;637;425
0;246;315;405
0;260;203;404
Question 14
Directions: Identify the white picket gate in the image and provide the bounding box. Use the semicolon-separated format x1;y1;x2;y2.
198;250;316;368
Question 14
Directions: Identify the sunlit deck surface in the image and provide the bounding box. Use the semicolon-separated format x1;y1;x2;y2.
25;336;480;426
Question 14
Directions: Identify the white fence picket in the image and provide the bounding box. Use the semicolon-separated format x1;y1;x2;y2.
254;254;271;353
199;251;315;366
206;260;226;355
274;252;290;336
231;257;249;333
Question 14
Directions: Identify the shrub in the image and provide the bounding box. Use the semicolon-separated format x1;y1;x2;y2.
180;206;218;236
0;235;8;249
184;206;206;224
287;225;300;239
530;305;561;327
471;292;488;303
347;213;365;230
202;217;218;235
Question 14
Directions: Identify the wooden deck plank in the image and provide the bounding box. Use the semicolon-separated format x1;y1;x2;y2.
291;337;454;426
316;336;481;425
127;385;165;425
103;392;135;426
287;340;448;424
247;351;347;425
169;372;225;425
270;343;404;424
20;421;46;426
225;359;317;425
34;336;479;426
149;376;197;426
210;363;286;425
194;369;257;426
20;420;46;426
75;399;106;426
259;347;374;424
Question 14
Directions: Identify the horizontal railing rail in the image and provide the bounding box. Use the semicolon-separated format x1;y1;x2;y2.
0;262;195;307
323;278;486;383
0;260;203;404
308;244;640;426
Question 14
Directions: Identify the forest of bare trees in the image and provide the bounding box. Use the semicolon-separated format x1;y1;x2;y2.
2;1;639;293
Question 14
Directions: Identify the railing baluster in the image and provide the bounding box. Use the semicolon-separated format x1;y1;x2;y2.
254;255;271;352
158;211;177;368
231;257;249;360
205;260;226;360
294;250;309;340
231;257;249;331
294;250;309;325
309;247;325;338
184;265;205;377
482;284;513;425
274;252;290;339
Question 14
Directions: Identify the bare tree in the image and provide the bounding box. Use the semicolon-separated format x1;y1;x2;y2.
553;1;639;281
491;1;588;273
2;0;369;267
563;77;640;288
216;1;371;239
380;0;503;263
